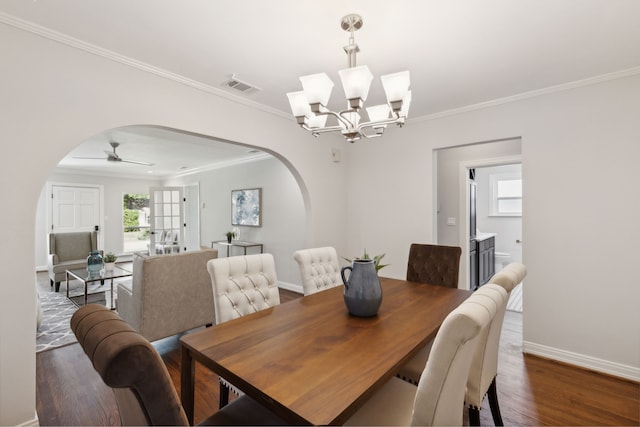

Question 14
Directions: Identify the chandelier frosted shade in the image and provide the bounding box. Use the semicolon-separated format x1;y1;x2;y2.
300;73;334;110
286;14;411;143
286;91;311;118
381;71;411;109
338;65;374;105
366;104;391;123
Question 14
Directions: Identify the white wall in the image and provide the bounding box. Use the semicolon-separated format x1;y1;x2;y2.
1;19;639;426
166;157;307;287
344;74;640;381
0;23;348;426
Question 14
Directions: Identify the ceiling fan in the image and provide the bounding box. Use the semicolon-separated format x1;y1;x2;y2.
73;141;155;166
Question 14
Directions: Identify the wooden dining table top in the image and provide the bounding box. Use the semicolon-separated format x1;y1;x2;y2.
179;277;471;425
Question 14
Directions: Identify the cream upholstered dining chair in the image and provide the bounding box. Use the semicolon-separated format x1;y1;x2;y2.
293;246;341;295
406;243;462;288
70;304;286;426
345;285;499;426
488;262;527;294
464;262;527;425
465;284;509;426
207;253;281;408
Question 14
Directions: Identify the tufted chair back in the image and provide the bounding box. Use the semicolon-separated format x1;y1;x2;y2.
70;304;189;426
293;246;341;295
464;285;508;418
406;243;462;288
411;285;496;426
207;253;281;324
488;262;527;294
344;281;496;427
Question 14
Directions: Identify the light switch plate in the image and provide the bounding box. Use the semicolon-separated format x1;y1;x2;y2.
331;147;341;162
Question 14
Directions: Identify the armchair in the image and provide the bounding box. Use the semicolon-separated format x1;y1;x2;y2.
47;231;99;292
116;248;218;342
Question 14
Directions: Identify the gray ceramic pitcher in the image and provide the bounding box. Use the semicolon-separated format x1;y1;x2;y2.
341;259;382;317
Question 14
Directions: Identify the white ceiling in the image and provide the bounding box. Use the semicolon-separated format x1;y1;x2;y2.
2;0;640;177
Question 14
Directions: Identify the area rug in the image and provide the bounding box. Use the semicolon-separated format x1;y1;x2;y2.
36;291;80;353
36;281;122;353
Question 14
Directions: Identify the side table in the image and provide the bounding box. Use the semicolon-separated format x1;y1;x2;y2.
211;240;264;257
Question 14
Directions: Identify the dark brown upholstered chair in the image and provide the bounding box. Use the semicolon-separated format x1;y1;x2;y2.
70;304;287;426
396;243;463;385
406;243;462;288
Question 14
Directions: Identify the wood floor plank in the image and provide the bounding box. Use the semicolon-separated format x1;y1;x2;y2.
35;273;639;426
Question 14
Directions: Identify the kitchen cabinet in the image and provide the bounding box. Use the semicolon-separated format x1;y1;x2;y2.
469;239;478;290
478;235;495;287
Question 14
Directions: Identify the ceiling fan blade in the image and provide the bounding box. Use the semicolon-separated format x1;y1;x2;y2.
74;141;154;166
120;159;155;166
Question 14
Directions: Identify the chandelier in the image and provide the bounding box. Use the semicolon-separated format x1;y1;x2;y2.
286;14;411;143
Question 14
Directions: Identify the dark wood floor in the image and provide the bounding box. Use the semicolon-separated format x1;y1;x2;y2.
35;276;639;426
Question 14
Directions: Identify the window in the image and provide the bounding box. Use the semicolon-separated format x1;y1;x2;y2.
123;193;151;253
489;173;522;216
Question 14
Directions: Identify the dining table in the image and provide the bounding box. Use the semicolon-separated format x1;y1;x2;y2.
180;276;472;425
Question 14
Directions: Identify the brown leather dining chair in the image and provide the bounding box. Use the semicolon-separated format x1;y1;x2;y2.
406;243;462;288
70;304;286;426
397;243;463;386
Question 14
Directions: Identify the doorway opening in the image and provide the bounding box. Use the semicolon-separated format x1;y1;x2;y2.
434;137;522;310
468;163;523;311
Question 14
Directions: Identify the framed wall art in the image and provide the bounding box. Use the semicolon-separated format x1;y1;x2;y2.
231;188;262;227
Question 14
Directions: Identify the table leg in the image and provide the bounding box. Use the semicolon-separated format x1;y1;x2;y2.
66;272;70;299
181;345;195;424
110;278;114;310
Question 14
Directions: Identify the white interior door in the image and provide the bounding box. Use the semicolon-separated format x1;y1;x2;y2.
51;185;100;233
149;187;184;254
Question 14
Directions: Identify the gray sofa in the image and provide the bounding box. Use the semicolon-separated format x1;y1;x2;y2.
48;231;99;292
116;248;218;342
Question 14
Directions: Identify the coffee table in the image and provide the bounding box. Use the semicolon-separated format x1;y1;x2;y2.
65;266;132;309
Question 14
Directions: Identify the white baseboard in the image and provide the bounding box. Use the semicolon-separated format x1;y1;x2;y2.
15;411;39;426
278;281;303;294
523;341;640;382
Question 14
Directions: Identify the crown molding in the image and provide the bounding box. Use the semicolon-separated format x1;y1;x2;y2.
52;152;272;180
51;166;164;181
0;12;291;121
3;12;639;126
174;153;272;178
413;66;640;123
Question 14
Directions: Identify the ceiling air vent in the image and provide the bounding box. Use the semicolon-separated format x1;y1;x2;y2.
223;74;261;95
